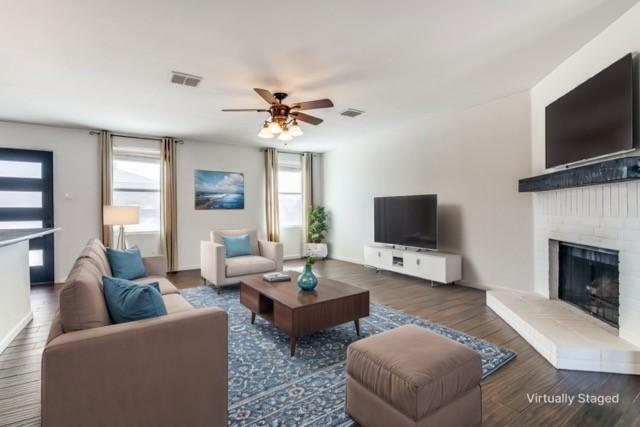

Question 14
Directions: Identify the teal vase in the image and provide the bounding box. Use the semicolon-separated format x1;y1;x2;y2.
297;264;318;291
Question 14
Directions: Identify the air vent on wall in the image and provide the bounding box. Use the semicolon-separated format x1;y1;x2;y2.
341;108;365;117
169;71;202;87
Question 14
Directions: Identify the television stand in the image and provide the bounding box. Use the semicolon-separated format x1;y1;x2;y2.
364;244;462;285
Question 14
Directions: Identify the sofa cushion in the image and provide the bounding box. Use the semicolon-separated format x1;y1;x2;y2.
78;238;112;276
346;324;481;420
162;293;194;314
103;276;167;324
133;275;180;295
225;255;276;277
59;258;112;332
212;229;259;256
221;234;252;258
46;311;64;344
106;247;146;280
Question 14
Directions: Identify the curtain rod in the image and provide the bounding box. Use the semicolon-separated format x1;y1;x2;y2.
259;148;319;156
89;130;184;144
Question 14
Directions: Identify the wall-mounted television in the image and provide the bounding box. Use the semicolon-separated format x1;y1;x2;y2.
545;53;636;169
374;194;437;250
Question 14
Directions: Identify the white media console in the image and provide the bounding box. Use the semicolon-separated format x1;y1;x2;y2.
364;244;462;284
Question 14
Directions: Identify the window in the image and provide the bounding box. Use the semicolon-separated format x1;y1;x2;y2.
112;140;161;233
278;153;303;228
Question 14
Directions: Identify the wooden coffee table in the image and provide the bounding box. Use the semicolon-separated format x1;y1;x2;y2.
239;272;370;356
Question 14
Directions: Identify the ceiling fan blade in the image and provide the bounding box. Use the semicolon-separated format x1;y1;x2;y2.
291;99;334;110
221;108;269;112
254;88;278;105
291;112;323;125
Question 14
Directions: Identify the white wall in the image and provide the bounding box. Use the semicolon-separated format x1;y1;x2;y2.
0;121;100;283
323;91;534;291
176;140;265;270
0;120;269;278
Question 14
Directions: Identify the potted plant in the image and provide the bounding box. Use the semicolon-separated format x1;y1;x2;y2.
305;206;328;259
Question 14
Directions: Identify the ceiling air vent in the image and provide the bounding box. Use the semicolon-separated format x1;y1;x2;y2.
169;71;202;87
341;108;365;118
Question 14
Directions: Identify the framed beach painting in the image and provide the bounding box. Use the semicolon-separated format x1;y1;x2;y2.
195;170;245;210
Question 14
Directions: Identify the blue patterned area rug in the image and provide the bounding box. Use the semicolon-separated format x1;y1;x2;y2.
182;286;516;427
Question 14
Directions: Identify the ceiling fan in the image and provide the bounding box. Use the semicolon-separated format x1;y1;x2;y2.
222;88;334;142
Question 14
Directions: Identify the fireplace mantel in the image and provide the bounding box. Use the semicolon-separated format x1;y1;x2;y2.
519;156;640;192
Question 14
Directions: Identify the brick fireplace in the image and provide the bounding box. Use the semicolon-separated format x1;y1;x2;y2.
534;181;640;347
488;180;640;375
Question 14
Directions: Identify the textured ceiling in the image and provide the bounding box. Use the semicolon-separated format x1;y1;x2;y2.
0;0;637;151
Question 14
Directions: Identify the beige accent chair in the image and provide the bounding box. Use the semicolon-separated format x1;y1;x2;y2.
200;228;283;292
42;239;228;427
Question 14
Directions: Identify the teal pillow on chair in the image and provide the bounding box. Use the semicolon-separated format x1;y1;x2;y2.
106;247;146;280
221;234;252;258
103;276;167;324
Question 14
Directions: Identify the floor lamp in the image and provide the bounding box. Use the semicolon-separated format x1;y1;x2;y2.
103;206;140;249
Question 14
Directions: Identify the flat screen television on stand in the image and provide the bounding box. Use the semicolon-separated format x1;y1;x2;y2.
374;194;437;250
545;53;636;169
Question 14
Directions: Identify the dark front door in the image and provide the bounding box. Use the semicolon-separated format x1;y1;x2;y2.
0;148;54;284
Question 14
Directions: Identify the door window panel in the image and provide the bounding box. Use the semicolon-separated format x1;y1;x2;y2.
0;160;42;179
29;249;44;267
0;191;42;208
0;220;43;230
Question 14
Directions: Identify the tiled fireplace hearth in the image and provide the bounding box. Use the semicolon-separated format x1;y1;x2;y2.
488;181;640;374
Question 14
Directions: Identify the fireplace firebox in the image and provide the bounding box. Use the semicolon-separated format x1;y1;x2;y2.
558;242;619;328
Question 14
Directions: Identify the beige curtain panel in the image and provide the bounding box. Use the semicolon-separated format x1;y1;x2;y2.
302;152;314;243
99;131;113;247
265;148;280;242
161;137;178;272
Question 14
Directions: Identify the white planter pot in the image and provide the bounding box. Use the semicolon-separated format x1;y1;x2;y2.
304;243;328;259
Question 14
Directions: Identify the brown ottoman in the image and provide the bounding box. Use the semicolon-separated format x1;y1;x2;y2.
346;324;482;427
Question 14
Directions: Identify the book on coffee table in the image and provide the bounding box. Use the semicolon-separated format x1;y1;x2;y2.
262;272;291;283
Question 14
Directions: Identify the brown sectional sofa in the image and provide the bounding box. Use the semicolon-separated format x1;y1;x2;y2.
42;239;228;427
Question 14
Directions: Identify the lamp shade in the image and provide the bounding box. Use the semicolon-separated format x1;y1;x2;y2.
103;205;140;225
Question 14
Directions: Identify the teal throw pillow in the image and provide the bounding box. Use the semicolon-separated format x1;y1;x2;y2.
106;247;146;280
221;234;252;258
103;276;167;324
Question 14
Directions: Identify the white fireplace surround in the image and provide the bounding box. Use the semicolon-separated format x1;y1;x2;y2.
533;182;640;346
488;181;640;374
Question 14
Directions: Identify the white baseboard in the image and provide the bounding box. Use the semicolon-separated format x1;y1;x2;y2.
328;255;513;292
178;256;512;293
456;280;514;292
176;264;200;272
0;311;33;354
327;254;363;265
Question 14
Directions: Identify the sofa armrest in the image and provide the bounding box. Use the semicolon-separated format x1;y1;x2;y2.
258;240;283;271
42;308;228;427
142;255;168;276
200;241;226;285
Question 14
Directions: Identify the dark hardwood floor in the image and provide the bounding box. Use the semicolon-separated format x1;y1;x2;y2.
1;259;639;426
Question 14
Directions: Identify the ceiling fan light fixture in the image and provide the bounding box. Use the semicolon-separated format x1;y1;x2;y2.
289;120;303;136
269;121;282;134
221;88;333;139
278;129;293;141
258;123;273;138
